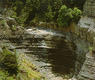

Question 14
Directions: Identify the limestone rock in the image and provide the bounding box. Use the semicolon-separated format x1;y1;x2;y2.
83;0;95;17
77;53;95;80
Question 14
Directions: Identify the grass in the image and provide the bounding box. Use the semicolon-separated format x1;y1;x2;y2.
0;47;45;80
16;52;44;80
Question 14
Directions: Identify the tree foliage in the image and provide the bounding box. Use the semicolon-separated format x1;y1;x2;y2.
57;5;82;27
6;0;85;26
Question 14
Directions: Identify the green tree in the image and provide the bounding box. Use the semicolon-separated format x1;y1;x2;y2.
57;5;82;27
11;0;83;26
72;7;82;22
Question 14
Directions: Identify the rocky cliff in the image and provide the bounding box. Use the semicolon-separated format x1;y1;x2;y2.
83;0;95;17
75;0;95;80
77;52;95;80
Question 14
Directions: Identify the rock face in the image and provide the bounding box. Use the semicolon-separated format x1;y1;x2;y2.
0;15;25;39
77;52;95;80
74;0;95;44
77;16;95;44
83;0;95;17
75;0;95;79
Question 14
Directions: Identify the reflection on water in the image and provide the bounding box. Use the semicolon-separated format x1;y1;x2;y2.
48;37;76;74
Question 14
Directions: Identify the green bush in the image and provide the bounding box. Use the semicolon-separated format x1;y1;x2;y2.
0;20;6;27
0;70;15;80
57;5;82;27
0;47;44;80
72;7;82;22
45;5;54;22
11;0;83;26
0;47;18;75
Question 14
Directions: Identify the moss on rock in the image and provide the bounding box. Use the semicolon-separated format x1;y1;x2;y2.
0;45;44;80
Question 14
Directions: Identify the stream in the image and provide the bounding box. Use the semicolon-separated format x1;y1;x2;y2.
9;27;76;80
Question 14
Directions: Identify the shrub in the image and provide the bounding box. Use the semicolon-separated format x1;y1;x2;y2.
72;7;82;22
57;5;82;27
0;70;15;80
0;47;18;75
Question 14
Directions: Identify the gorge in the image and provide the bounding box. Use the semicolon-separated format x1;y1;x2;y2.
0;0;95;80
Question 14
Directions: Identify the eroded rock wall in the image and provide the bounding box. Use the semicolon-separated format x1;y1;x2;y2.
83;0;95;17
77;16;95;44
74;0;95;79
74;0;95;44
77;53;95;80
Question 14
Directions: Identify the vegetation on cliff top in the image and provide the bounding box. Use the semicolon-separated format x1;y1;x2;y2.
57;5;82;27
2;0;85;27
